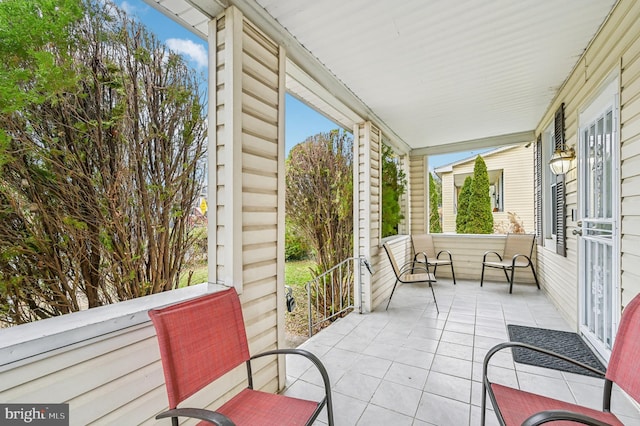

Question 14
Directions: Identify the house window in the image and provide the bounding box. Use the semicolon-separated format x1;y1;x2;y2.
489;170;504;212
544;125;558;240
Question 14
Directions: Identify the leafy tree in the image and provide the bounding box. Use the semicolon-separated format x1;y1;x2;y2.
285;219;310;261
285;130;353;317
465;155;494;233
0;0;206;325
429;173;442;233
0;0;83;167
456;176;473;233
381;144;406;238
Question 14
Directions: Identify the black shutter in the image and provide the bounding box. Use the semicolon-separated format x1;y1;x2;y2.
535;134;543;245
554;103;567;256
554;103;565;151
555;173;566;256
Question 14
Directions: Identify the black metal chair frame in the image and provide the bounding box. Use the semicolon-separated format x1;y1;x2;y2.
411;234;456;284
383;242;438;313
480;234;540;293
481;341;611;426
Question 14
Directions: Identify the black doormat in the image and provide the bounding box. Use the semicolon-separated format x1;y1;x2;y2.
507;325;606;378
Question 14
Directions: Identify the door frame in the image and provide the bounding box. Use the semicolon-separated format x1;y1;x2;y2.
577;74;621;362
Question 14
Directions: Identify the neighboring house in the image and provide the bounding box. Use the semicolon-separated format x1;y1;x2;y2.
434;144;533;233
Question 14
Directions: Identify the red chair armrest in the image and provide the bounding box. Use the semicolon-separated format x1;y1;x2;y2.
250;348;334;425
522;409;610;426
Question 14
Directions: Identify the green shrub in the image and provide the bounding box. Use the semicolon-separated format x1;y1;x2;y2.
456;176;473;233
465;155;494;233
429;173;442;233
285;221;310;261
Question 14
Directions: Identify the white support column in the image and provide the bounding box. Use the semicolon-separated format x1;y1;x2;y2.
224;7;245;292
354;121;382;312
276;44;287;388
207;18;218;290
408;154;429;234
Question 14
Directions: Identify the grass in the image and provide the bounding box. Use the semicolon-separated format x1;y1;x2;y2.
285;259;315;287
179;263;207;287
285;259;315;342
179;259;314;289
178;257;314;344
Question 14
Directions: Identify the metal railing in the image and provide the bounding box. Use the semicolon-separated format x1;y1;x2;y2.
306;256;371;337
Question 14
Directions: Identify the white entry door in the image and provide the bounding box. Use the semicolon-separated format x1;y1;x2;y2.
578;79;620;361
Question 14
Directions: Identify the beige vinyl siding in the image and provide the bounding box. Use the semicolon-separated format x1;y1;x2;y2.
409;155;428;234
0;323;165;425
429;234;537;284
239;14;283;393
0;286;252;426
398;154;410;235
370;235;538;308
494;146;535;233
534;0;640;326
372;236;412;310
209;5;284;398
355;122;381;311
438;145;534;233
620;6;640;306
440;170;456;232
214;15;227;281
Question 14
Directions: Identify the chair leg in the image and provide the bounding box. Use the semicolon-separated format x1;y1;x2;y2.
386;279;400;310
429;282;439;314
480;264;486;287
480;382;487;426
450;263;456;285
530;263;540;289
502;267;510;283
509;268;516;294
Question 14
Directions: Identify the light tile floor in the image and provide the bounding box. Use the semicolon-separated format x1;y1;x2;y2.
283;279;640;426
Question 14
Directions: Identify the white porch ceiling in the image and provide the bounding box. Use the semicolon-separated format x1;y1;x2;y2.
143;0;617;153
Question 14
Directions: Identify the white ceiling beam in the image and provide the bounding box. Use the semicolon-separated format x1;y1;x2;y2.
411;130;535;157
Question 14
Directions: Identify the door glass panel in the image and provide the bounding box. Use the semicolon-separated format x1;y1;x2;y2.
580;103;616;355
605;111;613;219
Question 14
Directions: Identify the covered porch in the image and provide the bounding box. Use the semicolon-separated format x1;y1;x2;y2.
285;279;640;425
3;0;640;424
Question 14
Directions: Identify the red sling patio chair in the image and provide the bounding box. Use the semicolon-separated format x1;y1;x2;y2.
481;292;640;425
149;287;334;426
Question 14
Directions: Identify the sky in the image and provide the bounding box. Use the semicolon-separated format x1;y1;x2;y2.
114;1;486;168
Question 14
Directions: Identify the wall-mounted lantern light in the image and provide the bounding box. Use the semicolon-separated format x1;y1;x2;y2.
549;146;575;175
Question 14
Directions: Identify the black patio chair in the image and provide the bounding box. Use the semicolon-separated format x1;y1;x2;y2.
382;242;438;313
480;233;540;293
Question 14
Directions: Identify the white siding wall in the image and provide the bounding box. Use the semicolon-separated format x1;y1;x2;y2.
211;5;286;388
429;234;537;284
619;2;640;307
439;145;534;233
535;0;640;327
441;170;456;232
237;12;284;392
368;234;537;311
0;285;222;426
497;146;535;233
409;155;428;234
355;122;382;312
372;236;412;309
